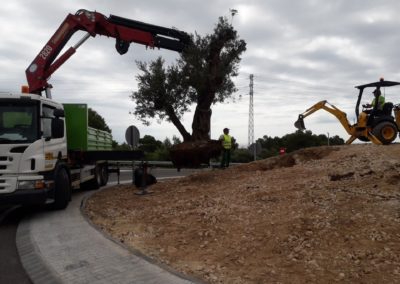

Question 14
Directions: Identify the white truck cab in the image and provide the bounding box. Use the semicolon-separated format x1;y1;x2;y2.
0;92;67;207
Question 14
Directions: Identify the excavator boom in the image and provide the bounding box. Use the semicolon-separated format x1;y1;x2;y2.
25;9;191;96
294;100;352;134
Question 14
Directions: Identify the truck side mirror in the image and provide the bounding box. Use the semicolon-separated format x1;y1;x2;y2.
51;118;64;139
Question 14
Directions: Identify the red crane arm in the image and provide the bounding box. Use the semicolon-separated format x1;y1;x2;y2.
25;9;191;95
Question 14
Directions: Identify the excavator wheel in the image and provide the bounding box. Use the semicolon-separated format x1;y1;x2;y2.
372;121;398;145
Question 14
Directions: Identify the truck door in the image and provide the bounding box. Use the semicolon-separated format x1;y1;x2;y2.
42;104;67;171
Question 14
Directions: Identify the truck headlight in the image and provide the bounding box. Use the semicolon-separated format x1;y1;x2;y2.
18;180;46;190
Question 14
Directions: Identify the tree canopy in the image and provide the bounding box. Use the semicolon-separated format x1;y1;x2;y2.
130;17;246;142
88;108;111;133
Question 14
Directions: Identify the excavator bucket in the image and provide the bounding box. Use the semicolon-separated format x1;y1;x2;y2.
294;115;306;130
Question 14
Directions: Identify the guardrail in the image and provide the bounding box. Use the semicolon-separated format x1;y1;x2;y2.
108;160;243;168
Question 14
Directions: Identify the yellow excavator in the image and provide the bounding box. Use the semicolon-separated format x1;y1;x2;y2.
294;79;400;145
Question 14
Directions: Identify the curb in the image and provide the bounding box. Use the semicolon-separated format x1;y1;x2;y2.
16;215;63;284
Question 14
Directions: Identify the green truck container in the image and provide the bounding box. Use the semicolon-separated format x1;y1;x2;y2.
63;104;112;151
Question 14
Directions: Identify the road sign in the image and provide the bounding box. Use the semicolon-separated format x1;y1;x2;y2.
125;125;140;147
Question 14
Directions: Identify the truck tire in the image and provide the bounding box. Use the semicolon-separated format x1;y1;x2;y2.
82;165;101;190
50;166;71;210
99;164;109;186
372;121;398;145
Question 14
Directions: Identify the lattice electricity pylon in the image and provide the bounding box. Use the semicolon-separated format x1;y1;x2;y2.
248;74;254;148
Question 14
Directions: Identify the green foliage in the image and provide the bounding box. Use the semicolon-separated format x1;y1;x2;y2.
135;135;179;161
258;130;344;159
231;148;253;163
112;142;131;150
131;58;191;126
111;131;344;162
88;108;111;133
139;135;162;153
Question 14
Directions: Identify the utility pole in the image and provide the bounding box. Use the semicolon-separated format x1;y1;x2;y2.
248;74;255;160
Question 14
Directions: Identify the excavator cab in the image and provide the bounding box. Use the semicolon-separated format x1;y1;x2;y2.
355;80;400;142
295;79;400;145
355;80;400;117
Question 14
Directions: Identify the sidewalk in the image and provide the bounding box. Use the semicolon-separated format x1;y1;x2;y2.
16;190;201;284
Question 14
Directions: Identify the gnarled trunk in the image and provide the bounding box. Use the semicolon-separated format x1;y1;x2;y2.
191;107;212;141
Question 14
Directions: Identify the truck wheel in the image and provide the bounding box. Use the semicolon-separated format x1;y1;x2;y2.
50;166;71;210
94;165;102;188
372;121;398;145
82;165;101;190
99;165;109;186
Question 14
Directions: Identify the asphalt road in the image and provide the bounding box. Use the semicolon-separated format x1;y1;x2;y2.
0;205;32;284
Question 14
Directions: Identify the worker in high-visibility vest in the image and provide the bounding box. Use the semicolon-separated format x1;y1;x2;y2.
363;88;386;126
219;128;233;168
363;88;385;111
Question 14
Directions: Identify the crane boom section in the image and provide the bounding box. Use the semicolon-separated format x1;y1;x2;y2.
26;9;190;95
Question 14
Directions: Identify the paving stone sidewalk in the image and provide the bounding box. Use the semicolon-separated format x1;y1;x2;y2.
16;190;200;284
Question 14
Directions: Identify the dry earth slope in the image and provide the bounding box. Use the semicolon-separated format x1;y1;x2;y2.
85;144;400;284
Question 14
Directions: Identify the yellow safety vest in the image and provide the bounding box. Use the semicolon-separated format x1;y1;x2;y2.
372;96;385;110
220;134;232;149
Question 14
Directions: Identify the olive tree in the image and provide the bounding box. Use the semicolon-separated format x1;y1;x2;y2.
130;17;246;142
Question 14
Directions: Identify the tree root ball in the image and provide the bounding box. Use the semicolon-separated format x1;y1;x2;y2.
170;140;223;169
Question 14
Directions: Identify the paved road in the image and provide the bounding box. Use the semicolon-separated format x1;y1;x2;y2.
0;205;32;284
1;167;204;283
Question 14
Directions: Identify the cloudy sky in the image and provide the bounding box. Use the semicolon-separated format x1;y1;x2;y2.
1;0;400;146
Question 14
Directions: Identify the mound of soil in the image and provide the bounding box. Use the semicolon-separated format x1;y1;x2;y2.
84;144;400;283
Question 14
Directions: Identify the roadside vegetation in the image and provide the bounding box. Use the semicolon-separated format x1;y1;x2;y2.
111;130;344;163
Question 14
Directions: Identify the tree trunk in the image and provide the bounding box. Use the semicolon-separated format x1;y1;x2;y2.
191;106;212;140
190;30;231;141
165;105;192;142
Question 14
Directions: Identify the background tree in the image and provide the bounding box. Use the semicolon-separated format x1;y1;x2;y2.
257;131;344;159
231;148;253;163
88;108;111;133
131;17;246;142
139;135;162;153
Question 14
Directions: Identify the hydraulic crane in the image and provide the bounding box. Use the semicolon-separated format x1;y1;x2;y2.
25;9;191;98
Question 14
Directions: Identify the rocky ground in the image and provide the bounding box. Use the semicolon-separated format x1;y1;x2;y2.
84;144;400;284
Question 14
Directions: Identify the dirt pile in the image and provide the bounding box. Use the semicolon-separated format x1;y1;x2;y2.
85;144;400;283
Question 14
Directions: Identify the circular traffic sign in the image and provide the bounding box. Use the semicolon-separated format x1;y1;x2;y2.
125;125;140;147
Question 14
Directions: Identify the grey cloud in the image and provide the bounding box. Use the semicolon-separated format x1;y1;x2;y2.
2;0;400;144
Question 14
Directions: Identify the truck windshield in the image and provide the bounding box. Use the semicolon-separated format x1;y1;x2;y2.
0;101;39;144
